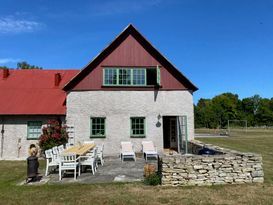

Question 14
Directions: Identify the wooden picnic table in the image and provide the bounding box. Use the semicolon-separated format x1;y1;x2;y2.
62;143;95;156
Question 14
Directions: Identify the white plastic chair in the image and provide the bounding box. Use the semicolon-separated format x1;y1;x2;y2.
79;148;97;175
120;142;136;162
142;141;158;161
65;143;72;149
59;153;79;180
52;146;60;162
58;145;65;153
97;144;104;166
45;149;59;176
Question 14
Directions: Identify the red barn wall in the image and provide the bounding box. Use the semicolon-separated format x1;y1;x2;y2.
73;35;187;90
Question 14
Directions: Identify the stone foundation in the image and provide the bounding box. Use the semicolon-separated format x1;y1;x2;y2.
161;140;264;186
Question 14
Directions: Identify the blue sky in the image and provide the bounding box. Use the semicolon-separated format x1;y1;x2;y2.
0;0;273;103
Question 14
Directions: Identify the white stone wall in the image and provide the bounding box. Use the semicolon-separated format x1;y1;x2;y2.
0;116;64;160
162;140;264;186
66;91;195;156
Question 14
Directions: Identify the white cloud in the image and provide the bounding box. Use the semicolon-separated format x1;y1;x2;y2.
0;58;20;64
0;17;43;34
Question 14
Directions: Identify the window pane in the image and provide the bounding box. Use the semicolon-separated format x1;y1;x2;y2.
28;121;42;139
133;69;145;85
119;69;131;85
104;69;117;85
131;117;145;136
91;118;105;137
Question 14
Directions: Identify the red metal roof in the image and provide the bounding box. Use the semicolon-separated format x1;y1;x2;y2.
0;69;78;115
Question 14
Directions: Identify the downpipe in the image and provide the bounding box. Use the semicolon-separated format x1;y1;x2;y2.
1;118;4;158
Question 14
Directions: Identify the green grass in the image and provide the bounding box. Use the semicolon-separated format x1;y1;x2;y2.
0;129;273;205
196;128;273;184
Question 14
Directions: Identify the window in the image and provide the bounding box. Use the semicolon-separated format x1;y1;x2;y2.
104;68;117;85
131;117;145;137
103;67;159;86
90;117;106;138
27;121;42;139
133;69;146;85
119;69;131;85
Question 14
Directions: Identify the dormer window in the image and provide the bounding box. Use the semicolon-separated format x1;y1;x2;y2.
103;67;160;86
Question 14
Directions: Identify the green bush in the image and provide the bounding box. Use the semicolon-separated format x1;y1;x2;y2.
144;173;161;186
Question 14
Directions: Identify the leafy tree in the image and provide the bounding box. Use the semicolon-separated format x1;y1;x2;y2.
211;93;240;128
0;66;9;69
195;93;273;128
17;61;42;69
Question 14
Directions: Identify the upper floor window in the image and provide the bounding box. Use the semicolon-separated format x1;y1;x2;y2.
103;67;160;86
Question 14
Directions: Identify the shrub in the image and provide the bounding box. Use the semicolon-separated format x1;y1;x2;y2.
39;120;68;151
144;173;161;186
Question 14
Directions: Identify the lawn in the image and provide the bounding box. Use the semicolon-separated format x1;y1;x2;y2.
0;129;273;205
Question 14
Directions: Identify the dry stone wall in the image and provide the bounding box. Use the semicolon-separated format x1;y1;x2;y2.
161;140;264;186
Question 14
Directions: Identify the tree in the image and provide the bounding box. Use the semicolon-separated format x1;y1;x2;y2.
211;93;240;128
17;61;42;69
195;93;273;128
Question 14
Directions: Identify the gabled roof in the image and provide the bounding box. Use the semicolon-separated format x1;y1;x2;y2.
63;24;198;92
0;69;78;115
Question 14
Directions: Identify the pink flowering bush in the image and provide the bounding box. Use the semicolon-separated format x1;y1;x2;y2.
39;120;68;151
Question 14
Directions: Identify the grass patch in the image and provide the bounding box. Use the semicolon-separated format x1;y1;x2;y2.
0;129;273;204
196;128;273;184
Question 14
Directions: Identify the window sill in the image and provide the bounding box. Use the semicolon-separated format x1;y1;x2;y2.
27;138;39;140
130;135;146;138
102;85;162;88
90;136;106;138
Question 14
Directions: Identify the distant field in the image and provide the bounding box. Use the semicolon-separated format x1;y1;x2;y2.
0;129;273;205
196;128;273;184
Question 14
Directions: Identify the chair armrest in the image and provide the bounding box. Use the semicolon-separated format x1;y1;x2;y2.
77;156;88;161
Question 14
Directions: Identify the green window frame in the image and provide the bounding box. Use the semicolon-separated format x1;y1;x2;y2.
157;65;161;85
90;117;106;138
104;68;117;85
133;69;146;85
103;68;147;86
27;121;42;140
130;117;146;138
118;68;131;85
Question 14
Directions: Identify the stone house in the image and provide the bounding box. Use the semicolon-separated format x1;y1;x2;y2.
64;25;198;156
0;24;198;159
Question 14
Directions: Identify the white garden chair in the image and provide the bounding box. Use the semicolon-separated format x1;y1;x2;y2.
57;145;65;153
65;143;72;149
45;149;59;176
59;153;80;180
97;144;104;166
142;141;158;161
79;147;97;175
120;142;136;162
52;146;60;162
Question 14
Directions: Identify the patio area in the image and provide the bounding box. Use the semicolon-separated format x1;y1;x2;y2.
44;156;158;184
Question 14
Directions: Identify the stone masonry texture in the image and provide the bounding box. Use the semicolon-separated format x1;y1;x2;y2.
66;90;194;156
161;140;264;186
